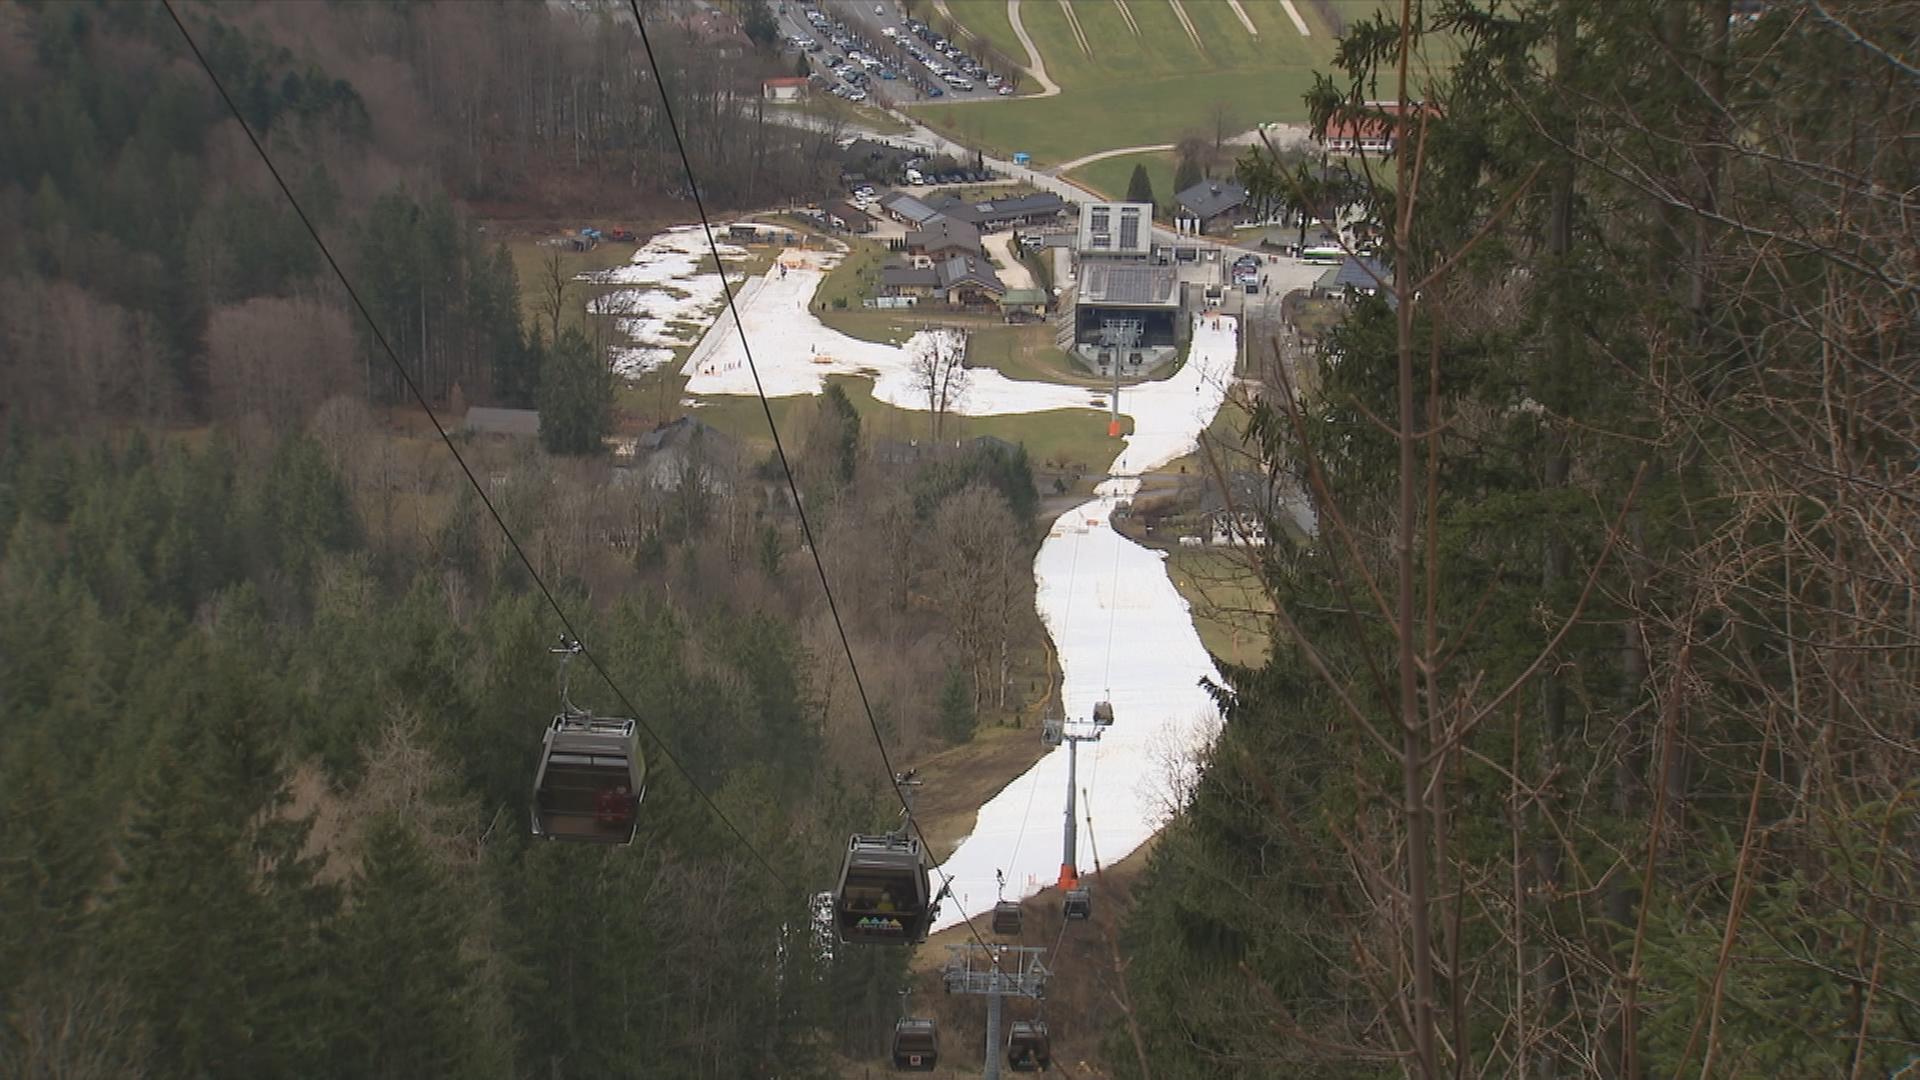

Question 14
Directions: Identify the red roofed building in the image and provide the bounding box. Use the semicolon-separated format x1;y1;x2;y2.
1320;100;1437;156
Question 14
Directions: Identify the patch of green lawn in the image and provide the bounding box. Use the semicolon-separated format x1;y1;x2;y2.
505;238;631;337
917;0;1455;167
1166;548;1273;669
936;0;1024;68
692;375;1126;472
1064;149;1178;207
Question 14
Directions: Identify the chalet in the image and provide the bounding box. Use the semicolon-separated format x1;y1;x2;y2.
998;288;1048;322
762;77;809;102
876;191;945;227
634;416;737;493
1315;255;1392;305
1173;179;1250;235
971;192;1069;229
880;264;942;298
1319;101;1435;156
921;192;983;227
938;254;1007;306
905;218;982;263
823;200;874;233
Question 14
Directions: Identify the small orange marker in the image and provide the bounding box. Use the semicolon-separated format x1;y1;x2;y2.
1107;418;1122;437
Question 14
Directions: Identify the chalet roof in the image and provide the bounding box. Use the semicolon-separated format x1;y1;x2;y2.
1174;179;1249;220
906;218;981;252
971;192;1068;224
877;191;944;225
881;264;941;288
637;415;726;453
923;192;982;225
937;254;1006;295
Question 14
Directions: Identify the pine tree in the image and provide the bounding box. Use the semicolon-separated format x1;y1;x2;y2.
536;326;612;455
937;665;974;743
330;818;488;1078
1124;162;1156;209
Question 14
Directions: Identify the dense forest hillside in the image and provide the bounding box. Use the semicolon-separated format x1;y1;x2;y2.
1117;0;1918;1076
0;0;846;433
0;3;1052;1076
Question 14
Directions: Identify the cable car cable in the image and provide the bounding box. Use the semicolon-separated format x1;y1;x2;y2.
625;0;1003;963
160;0;795;895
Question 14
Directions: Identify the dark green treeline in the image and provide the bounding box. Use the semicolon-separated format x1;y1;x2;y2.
0;431;903;1078
1121;1;1918;1076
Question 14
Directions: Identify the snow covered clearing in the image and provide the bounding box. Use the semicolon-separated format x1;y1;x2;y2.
929;316;1239;931
681;249;1105;416
582;226;755;379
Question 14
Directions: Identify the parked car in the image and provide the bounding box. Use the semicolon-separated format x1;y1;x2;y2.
997;85;1014;95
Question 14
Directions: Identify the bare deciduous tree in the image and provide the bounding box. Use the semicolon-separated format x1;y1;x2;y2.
909;328;968;440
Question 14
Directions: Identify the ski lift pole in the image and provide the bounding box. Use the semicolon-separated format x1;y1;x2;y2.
550;634;585;717
1059;736;1079;890
984;960;1003;1080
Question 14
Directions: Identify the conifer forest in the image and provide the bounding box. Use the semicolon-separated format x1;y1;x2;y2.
0;1;1914;1077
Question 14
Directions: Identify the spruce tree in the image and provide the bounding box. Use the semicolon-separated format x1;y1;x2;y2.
536;326;613;456
1125;162;1156;209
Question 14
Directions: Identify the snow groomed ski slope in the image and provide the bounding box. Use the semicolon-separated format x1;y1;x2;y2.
929;316;1237;931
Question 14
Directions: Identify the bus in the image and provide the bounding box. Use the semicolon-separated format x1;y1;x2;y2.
1301;245;1345;264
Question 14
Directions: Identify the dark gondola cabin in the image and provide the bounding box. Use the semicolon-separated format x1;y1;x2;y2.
1006;1020;1052;1071
891;1018;939;1071
992;900;1024;936
1063;886;1092;921
531;715;644;844
835;835;934;944
1092;700;1114;726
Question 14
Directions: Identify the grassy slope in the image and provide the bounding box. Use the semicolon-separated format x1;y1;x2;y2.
696;375;1125;471
936;0;1023;68
913;0;1333;164
1064;148;1178;206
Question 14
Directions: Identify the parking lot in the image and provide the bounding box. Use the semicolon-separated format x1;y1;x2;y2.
776;1;1012;106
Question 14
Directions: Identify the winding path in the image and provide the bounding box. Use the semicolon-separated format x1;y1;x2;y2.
1005;0;1063;97
1049;142;1177;177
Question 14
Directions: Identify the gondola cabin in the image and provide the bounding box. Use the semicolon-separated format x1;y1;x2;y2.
891;1018;939;1071
1063;886;1092;921
531;715;644;844
1006;1020;1052;1071
992;900;1024;936
1092;700;1114;726
835;835;934;944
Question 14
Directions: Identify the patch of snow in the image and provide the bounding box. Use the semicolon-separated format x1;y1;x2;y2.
582;225;758;379
929;317;1239;931
681;251;1106;416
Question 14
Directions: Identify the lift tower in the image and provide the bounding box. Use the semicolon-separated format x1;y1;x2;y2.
944;943;1050;1080
1044;704;1112;907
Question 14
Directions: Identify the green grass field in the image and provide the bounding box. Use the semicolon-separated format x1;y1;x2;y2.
505;238;631;338
1166;547;1273;669
692;374;1126;471
1063;149;1178;206
911;0;1447;167
914;0;1333;165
